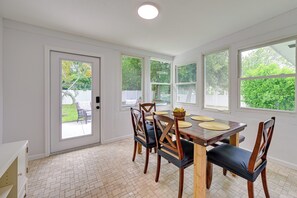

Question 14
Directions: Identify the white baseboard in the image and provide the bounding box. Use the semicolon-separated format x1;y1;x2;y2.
29;153;47;161
268;156;297;170
101;134;132;144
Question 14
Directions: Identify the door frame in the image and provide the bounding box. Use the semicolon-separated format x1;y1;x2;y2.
44;46;103;157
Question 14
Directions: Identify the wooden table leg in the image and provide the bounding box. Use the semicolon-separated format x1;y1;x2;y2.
229;133;239;176
137;143;142;154
230;133;239;147
193;143;206;198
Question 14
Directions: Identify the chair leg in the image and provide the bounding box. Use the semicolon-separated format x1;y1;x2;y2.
178;168;184;198
261;168;270;198
144;148;150;174
223;169;227;176
247;181;254;198
155;155;161;182
206;161;213;189
154;147;157;153
132;141;137;162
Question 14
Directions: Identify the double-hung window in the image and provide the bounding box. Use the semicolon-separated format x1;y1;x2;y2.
175;63;197;104
204;49;229;110
239;39;296;111
150;59;171;105
121;55;143;107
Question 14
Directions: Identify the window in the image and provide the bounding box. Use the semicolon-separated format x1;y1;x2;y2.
176;63;197;104
121;55;143;107
150;59;171;105
239;39;296;111
204;50;229;110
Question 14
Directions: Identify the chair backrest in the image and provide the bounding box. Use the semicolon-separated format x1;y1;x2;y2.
153;114;184;160
130;108;149;143
139;102;156;115
248;117;275;172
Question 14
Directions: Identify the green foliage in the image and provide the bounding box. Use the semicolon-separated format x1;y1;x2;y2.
122;56;142;90
62;104;78;123
150;60;171;83
177;63;196;83
205;50;229;94
62;61;92;91
241;48;296;111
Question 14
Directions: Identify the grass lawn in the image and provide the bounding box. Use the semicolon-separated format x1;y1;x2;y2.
62;104;78;123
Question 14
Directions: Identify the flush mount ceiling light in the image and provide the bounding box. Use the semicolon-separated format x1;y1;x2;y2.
138;3;159;20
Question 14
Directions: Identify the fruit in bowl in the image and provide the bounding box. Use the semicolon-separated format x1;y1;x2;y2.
173;107;186;120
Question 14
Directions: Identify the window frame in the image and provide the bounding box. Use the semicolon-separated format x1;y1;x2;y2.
149;58;172;107
175;63;198;105
120;54;144;109
238;37;297;113
202;48;230;112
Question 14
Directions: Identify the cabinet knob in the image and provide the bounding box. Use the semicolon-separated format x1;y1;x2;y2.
18;173;22;176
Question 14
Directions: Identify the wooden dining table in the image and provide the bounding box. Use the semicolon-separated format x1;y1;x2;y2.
143;111;247;198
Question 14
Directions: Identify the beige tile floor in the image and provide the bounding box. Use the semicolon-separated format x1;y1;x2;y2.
28;138;297;198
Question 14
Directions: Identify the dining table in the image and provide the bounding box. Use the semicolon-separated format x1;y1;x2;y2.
143;111;247;198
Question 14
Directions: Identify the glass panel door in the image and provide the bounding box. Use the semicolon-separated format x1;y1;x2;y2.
50;51;100;153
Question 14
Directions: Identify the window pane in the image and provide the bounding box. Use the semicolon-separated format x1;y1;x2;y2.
204;50;229;110
150;60;171;83
177;84;196;103
241;40;296;78
176;63;196;83
122;55;142;106
240;77;295;111
151;84;171;105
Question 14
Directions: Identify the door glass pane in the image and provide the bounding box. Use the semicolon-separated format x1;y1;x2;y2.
61;60;92;139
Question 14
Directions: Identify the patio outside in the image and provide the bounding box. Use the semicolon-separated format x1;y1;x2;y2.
61;60;92;139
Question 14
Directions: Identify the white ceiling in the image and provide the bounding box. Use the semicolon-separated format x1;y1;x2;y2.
0;0;297;56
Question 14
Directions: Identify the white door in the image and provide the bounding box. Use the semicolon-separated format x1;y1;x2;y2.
50;51;101;153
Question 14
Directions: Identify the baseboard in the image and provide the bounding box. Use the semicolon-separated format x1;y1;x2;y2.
241;146;297;171
28;153;47;161
101;134;132;144
268;156;297;170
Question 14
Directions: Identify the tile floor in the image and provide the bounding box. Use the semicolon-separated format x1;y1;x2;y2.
27;138;297;198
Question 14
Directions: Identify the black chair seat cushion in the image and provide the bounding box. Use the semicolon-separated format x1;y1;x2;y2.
134;123;161;148
158;139;194;168
207;144;267;182
220;135;246;144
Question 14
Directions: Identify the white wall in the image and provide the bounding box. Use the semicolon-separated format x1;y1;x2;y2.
2;19;172;158
0;17;3;144
174;8;297;167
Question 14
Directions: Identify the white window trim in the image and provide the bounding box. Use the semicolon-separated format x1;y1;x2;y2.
202;48;230;112
175;63;197;105
149;58;172;107
237;38;297;112
120;54;144;110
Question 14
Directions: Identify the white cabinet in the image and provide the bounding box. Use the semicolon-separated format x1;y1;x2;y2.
0;141;28;198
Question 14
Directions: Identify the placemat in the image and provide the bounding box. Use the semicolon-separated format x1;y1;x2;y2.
175;121;192;128
199;122;230;130
191;115;214;121
154;111;168;115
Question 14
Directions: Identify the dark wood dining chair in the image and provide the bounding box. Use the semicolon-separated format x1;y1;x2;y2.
206;117;275;198
153;114;194;198
130;108;159;174
139;102;156;115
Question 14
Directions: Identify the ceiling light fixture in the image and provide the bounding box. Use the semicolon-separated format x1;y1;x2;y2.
138;3;159;20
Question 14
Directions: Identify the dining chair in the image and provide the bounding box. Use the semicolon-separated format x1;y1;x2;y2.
206;117;275;198
153;114;194;198
216;134;246;176
139;102;156;115
130;108;159;174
